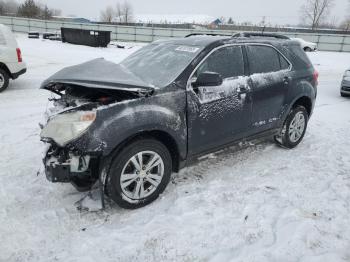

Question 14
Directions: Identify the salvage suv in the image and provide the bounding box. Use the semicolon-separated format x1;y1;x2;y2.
40;33;318;209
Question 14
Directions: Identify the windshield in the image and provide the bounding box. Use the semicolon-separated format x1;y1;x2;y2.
121;43;203;88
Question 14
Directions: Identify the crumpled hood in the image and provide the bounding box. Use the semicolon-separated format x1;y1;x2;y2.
40;58;154;93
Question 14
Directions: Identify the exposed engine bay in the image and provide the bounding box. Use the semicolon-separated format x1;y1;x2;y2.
46;83;153;114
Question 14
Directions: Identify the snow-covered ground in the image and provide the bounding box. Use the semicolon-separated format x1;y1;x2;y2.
1;35;350;262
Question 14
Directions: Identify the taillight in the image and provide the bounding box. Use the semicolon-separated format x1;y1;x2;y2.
16;48;22;63
313;70;319;85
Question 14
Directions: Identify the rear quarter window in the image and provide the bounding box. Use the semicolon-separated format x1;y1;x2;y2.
287;44;313;69
279;55;290;70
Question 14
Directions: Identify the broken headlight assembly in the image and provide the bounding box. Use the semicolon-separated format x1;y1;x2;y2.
40;111;96;146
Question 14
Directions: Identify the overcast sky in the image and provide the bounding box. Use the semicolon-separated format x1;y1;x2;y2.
25;0;349;25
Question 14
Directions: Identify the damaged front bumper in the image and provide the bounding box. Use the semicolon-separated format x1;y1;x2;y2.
44;145;101;192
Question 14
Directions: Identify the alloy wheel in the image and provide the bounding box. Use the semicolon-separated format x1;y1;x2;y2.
120;151;164;200
0;73;4;89
288;112;306;143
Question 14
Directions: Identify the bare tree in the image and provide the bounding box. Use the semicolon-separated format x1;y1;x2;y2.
113;1;133;23
40;5;53;20
98;1;135;24
259;16;267;27
115;2;123;22
341;18;350;31
122;1;133;23
0;1;4;15
17;0;40;18
342;0;350;31
0;0;19;16
6;0;19;14
301;0;335;30
100;6;115;22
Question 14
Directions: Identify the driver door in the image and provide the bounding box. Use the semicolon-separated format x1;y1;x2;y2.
187;45;253;156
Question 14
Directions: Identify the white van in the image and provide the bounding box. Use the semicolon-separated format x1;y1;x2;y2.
0;24;26;92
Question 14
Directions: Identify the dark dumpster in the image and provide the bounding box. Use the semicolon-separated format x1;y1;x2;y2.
61;28;111;48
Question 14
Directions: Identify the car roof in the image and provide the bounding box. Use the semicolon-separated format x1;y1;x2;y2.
154;35;231;47
154;35;297;48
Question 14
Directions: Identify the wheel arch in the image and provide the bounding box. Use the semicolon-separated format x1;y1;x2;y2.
0;62;12;78
106;130;182;173
292;96;312;116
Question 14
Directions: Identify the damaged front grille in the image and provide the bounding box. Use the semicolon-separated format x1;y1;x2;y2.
43;144;99;187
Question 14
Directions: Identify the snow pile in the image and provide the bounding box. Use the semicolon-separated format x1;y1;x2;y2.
0;35;350;261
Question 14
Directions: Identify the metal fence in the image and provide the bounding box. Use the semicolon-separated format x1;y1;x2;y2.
1;16;350;52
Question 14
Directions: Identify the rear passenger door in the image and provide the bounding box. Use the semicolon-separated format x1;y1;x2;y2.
246;44;291;132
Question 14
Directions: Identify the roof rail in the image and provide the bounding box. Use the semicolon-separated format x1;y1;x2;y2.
232;32;290;40
185;33;232;38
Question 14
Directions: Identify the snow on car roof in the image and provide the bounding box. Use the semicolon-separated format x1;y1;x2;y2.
154;35;231;47
154;35;295;48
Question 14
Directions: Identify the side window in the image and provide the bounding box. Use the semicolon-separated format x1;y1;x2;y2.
196;46;244;79
247;45;282;74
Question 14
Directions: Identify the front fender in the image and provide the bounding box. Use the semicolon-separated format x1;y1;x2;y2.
70;90;187;159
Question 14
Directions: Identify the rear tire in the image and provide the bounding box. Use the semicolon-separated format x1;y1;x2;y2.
275;106;309;149
0;69;10;93
304;47;312;52
106;138;172;209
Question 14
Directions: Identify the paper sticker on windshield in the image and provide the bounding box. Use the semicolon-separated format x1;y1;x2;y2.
176;46;200;53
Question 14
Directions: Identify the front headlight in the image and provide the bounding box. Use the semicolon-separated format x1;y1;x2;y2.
40;111;96;146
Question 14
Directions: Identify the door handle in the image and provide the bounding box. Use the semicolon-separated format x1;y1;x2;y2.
237;86;249;100
283;76;291;85
237;86;248;94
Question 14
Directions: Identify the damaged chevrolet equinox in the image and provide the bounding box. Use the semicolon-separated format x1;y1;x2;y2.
40;33;318;209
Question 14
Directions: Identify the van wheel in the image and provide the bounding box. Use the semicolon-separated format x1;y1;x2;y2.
106;138;172;209
274;106;309;149
304;47;312;52
0;69;9;92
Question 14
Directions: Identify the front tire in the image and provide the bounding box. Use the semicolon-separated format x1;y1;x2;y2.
0;69;10;93
304;47;312;52
275;106;309;149
106;138;172;209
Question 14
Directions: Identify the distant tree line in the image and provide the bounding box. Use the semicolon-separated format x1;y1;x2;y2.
0;0;61;19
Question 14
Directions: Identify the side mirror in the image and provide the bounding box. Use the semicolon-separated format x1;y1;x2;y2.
193;72;223;87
